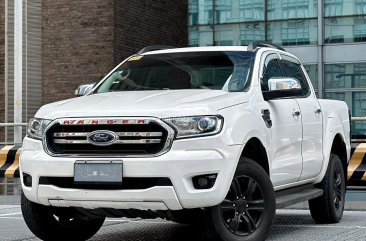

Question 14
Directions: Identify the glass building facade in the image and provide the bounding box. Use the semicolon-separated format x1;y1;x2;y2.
189;0;366;136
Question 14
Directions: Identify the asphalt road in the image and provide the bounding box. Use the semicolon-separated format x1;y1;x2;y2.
1;205;366;241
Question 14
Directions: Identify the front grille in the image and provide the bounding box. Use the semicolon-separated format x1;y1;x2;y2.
45;118;173;156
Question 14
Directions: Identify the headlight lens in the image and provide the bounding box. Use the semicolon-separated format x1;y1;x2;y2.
164;116;223;139
27;118;52;140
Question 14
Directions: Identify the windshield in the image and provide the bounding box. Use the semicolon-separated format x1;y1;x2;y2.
95;51;255;93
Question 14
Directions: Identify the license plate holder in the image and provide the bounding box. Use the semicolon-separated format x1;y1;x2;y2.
74;160;123;185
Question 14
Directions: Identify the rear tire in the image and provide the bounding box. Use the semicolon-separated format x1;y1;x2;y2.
205;158;275;241
21;192;105;241
309;154;346;224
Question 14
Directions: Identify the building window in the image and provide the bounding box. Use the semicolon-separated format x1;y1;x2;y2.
325;63;366;136
189;0;199;25
239;22;266;45
354;17;366;42
215;0;232;24
189;26;214;46
325;64;346;89
281;20;310;46
282;0;309;19
325;0;366;17
324;0;343;17
189;0;318;46
304;64;318;91
356;0;366;15
239;0;265;21
213;23;265;46
325;16;366;44
267;19;317;46
212;0;265;24
189;0;214;25
214;24;237;45
268;0;317;20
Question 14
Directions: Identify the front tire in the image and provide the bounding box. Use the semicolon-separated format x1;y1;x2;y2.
21;193;105;241
206;158;276;241
309;154;346;224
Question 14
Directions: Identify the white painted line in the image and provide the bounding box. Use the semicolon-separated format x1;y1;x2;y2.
104;219;171;224
275;224;366;229
105;219;130;223
0;212;21;217
0;217;23;220
130;220;173;224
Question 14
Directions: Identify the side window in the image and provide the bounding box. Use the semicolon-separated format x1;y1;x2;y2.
262;59;283;91
280;60;310;96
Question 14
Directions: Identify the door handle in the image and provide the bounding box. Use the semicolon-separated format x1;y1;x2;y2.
292;110;301;117
314;108;322;115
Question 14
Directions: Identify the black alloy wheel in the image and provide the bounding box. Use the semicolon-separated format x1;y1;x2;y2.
309;154;346;224
220;175;265;236
206;158;275;241
333;165;343;210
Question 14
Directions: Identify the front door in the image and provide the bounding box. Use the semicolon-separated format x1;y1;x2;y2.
261;54;303;187
266;99;303;186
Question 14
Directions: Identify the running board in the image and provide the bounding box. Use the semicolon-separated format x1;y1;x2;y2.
275;184;323;209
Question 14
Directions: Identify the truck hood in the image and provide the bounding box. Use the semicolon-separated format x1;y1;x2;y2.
36;90;250;119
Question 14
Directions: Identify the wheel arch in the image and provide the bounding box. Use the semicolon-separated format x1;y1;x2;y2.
331;133;348;181
240;137;270;175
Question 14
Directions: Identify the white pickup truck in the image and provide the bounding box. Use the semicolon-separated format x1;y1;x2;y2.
20;43;350;241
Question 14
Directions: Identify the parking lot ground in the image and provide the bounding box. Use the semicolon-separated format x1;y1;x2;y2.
0;205;366;241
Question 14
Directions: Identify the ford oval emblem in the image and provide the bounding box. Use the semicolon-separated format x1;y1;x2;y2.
87;130;118;146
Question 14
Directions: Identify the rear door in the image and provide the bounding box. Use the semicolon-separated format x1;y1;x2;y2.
279;55;323;180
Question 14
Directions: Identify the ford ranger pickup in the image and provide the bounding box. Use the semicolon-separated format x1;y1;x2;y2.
20;43;350;241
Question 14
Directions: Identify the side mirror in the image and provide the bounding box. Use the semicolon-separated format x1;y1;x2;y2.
75;83;96;97
263;77;302;101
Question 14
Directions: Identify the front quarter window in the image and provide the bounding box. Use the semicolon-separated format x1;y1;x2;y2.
95;51;255;93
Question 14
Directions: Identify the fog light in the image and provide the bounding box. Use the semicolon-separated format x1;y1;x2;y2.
193;174;217;189
23;173;32;187
197;177;208;187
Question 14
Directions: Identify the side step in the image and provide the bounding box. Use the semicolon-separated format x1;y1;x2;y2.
275;184;323;209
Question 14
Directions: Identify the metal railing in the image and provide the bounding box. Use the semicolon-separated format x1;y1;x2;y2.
0;123;27;127
0;124;23;196
351;117;366;143
0;123;28;145
0;178;21;196
352;117;366;121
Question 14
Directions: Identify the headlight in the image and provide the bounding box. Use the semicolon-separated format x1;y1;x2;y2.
27;118;52;140
164;116;223;139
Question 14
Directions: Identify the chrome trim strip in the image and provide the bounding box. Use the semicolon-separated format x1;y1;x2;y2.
116;132;163;137
54;139;162;144
53;132;163;138
43;117;175;158
54;139;88;144
54;133;88;137
116;139;162;144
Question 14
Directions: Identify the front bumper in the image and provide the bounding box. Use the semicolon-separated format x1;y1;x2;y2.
20;136;242;210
